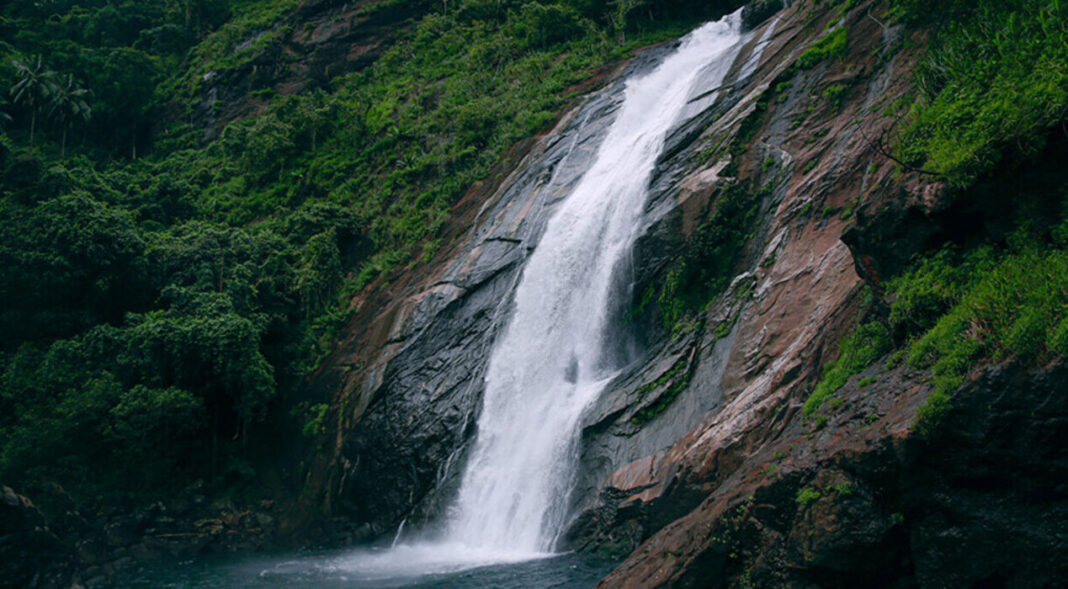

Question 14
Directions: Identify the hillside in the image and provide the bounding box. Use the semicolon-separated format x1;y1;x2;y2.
2;0;1067;586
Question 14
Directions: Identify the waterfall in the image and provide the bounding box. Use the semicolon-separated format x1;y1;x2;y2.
444;12;746;554
235;14;749;584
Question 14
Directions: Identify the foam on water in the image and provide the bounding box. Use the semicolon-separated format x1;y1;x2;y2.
300;10;747;582
442;11;747;555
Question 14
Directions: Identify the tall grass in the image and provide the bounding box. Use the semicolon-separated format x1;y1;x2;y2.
892;0;1068;186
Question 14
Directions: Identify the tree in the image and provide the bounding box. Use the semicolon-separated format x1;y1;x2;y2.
608;0;644;42
87;48;160;158
0;96;12;130
122;287;275;481
9;55;58;146
296;228;343;317
48;74;92;155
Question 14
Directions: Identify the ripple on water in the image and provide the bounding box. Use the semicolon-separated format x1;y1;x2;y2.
116;545;618;589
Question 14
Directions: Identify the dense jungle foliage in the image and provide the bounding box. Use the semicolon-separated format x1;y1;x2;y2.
0;0;741;508
4;0;1063;514
806;0;1068;427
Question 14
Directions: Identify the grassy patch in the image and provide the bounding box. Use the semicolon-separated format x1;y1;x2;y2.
891;0;1068;186
796;486;821;507
803;322;891;417
904;245;1068;430
820;83;848;111
796;27;847;69
630;347;698;425
831;482;853;496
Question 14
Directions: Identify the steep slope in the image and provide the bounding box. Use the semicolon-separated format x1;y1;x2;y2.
3;0;1064;585
303;0;1068;585
580;1;1068;586
185;0;428;140
304;0;891;535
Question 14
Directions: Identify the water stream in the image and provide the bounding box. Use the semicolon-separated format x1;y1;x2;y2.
444;12;746;555
118;12;746;588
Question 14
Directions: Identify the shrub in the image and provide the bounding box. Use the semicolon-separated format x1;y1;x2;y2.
804;322;891;416
1050;317;1068;357
832;482;853;496
1006;307;1046;361
892;0;1068;186
797;27;847;69
797;487;821;507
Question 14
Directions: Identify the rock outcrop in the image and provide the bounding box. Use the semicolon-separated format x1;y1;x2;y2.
0;482;283;589
566;0;913;555
299;44;684;539
190;0;426;139
302;0;1068;584
1;484;77;589
596;359;1068;588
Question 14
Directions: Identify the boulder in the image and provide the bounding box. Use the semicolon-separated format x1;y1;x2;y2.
0;484;77;589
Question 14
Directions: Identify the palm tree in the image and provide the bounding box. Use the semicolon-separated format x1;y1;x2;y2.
48;74;92;156
0;95;12;131
10;55;58;146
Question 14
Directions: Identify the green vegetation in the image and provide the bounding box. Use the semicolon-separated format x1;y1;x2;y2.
891;0;1068;186
643;180;765;331
803;322;890;417
795;482;849;509
796;486;821;507
631;353;694;425
807;205;1068;429
301;403;330;439
820;83;847;112
831;481;853;496
905;243;1068;430
796;27;847;69
806;202;1068;430
0;0;742;507
802;0;1068;433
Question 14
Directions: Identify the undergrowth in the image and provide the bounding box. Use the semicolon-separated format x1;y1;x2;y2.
891;0;1068;187
806;202;1068;429
796;27;847;70
802;320;890;417
804;0;1068;431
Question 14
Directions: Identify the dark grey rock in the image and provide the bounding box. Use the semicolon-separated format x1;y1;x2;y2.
742;0;784;31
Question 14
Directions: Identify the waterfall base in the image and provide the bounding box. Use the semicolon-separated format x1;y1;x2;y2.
114;545;617;588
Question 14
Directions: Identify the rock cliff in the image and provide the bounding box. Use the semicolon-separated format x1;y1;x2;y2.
301;0;1068;585
190;0;428;140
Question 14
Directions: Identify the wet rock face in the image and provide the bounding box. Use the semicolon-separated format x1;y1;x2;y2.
899;362;1068;588
580;0;1068;582
741;0;783;31
566;0;889;554
599;361;1068;589
307;0;1066;583
322;46;680;538
317;0;917;554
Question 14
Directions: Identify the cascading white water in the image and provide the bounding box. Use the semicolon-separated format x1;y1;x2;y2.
116;12;770;589
444;13;747;554
301;15;749;582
